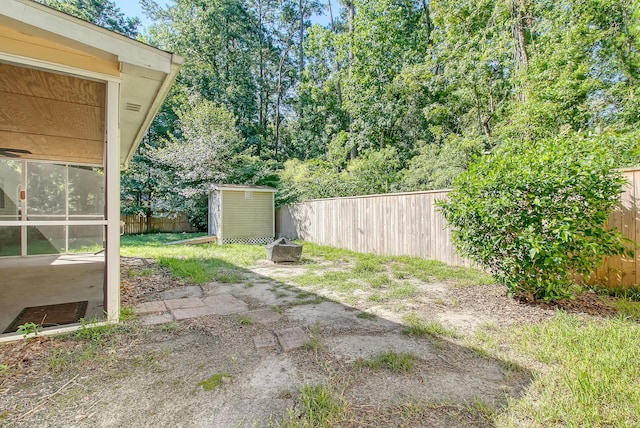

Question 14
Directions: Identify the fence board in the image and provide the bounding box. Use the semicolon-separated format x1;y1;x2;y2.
120;213;198;235
278;168;640;288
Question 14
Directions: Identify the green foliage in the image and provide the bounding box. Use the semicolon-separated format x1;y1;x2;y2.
354;351;417;374
196;373;231;392
37;0;140;37
439;134;632;301
17;322;41;339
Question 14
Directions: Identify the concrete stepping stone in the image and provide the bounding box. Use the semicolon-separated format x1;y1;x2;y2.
159;285;203;300
133;301;167;315
212;399;292;428
274;327;308;351
172;305;217;320
202;294;249;315
253;333;278;349
245;308;282;324
164;297;205;310
140;313;174;326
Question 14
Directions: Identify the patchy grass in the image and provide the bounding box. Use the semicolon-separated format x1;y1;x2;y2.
196;373;231;392
401;313;459;339
277;383;347;427
467;312;640;427
354;351;417;374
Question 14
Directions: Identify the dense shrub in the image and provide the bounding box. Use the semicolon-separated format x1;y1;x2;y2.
438;135;632;301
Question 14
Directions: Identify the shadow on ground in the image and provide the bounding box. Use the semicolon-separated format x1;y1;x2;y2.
1;256;532;428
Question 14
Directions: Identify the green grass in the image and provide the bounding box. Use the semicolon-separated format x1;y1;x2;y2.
354;351;417;373
196;373;231;392
277;383;347;427
401;313;459;339
491;312;640;427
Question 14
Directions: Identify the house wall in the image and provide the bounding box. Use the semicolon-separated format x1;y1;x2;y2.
221;190;274;244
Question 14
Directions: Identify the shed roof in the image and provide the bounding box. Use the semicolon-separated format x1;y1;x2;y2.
0;0;184;167
212;184;277;193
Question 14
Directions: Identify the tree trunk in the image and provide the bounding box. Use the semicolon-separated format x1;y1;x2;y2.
512;0;529;103
328;0;343;106
346;1;356;160
299;0;305;119
420;0;432;44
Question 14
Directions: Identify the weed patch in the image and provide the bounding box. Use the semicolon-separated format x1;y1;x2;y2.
196;373;231;392
354;351;417;373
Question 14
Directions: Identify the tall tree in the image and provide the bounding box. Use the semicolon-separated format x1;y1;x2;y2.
37;0;140;37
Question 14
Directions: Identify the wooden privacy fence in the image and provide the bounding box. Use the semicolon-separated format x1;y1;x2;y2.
277;167;640;289
120;213;198;235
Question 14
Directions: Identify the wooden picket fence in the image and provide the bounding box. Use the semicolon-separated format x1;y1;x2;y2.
120;213;197;235
277;168;640;289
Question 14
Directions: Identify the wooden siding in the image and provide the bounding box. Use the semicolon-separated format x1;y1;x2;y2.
0;63;105;164
221;190;274;241
121;213;197;235
278;168;640;288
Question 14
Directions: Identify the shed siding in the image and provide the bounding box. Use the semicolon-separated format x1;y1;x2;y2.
221;190;274;242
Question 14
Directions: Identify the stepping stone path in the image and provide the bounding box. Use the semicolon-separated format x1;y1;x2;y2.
274;327;308;351
135;290;310;351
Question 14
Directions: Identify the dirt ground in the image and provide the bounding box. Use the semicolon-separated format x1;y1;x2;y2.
0;256;616;427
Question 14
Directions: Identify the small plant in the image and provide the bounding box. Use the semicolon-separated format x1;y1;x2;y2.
354;351;417;373
238;316;254;325
196;373;231;392
356;311;376;319
0;362;10;376
401;313;459;338
119;307;136;322
244;282;254;288
17;322;41;338
304;322;324;353
160;322;181;332
271;306;283;313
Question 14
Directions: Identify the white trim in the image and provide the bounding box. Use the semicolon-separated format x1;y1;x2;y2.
218;190;224;245
0;220;106;226
5;0;177;74
0;321;109;343
0;52;121;83
105;80;120;323
217;187;276;193
272;192;275;239
123;59;183;167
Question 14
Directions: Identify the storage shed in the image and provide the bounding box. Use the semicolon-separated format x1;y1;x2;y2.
209;184;276;244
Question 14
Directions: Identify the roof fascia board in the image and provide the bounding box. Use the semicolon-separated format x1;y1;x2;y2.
0;51;121;83
6;0;175;74
217;187;277;193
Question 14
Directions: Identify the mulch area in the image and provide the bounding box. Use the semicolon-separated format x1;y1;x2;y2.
120;257;187;305
530;291;618;318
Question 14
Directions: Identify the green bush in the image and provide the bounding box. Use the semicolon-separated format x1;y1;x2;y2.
438;135;632;301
